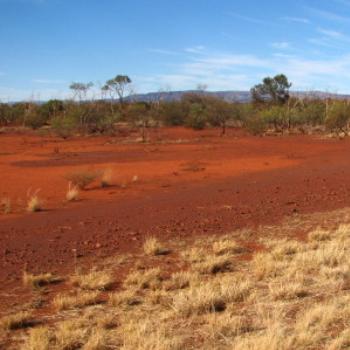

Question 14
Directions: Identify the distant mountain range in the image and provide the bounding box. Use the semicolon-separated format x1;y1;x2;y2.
126;90;350;103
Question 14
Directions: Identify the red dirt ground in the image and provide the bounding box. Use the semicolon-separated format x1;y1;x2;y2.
2;127;350;311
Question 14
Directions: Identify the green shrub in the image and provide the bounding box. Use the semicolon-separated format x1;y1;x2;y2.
25;112;48;129
160;101;186;126
325;102;350;133
51;116;77;138
186;103;207;130
244;115;267;135
259;105;286;131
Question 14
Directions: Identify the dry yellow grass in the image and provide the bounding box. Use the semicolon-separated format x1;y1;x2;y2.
1;311;32;330
212;238;244;255
12;213;350;350
109;289;142;307
1;197;11;214
83;329;110;350
26;189;42;212
70;269;113;290
101;168;113;187
64;170;99;190
143;237;170;256
23;327;50;350
164;271;193;290
195;254;233;274
54;319;86;349
53;291;100;310
308;228;331;241
124;267;163;290
173;277;251;316
23;271;61;288
66;182;79;201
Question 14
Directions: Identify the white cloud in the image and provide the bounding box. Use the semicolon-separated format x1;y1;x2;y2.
281;16;310;24
271;42;291;49
184;46;206;54
317;28;342;38
316;27;350;42
227;12;272;26
148;48;179;56
306;7;350;22
135;48;350;94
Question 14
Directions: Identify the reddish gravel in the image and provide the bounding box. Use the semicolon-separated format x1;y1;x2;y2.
1;128;350;311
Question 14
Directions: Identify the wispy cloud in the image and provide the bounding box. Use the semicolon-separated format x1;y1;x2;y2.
148;48;179;56
309;27;350;49
227;12;272;26
281;16;310;24
136;47;350;93
184;46;206;54
317;28;343;38
271;41;291;49
306;6;350;22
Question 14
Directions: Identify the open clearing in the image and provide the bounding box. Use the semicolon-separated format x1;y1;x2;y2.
2;127;350;348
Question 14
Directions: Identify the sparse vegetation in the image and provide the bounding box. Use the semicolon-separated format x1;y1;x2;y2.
26;189;42;212
64;170;99;190
4;214;350;350
124;267;163;290
70;269;113;290
1;311;32;330
53;291;100;310
2;73;349;137
143;236;170;256
100;168;113;187
23;271;61;288
66;182;79;201
1;197;11;214
212;238;244;255
23;327;51;350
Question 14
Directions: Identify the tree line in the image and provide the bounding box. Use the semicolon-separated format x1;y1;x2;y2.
1;73;350;139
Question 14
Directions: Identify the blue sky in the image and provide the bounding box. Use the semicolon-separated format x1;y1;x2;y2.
2;0;350;100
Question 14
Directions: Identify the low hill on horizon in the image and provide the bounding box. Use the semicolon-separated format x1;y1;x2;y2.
126;90;350;103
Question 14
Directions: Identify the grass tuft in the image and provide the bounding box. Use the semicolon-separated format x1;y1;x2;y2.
70;269;113;290
23;271;62;288
1;197;11;214
26;189;42;212
66;182;79;201
196;254;233;274
213;238;245;255
24;327;51;350
101;168;113;187
143;237;170;256
124;268;163;290
53;291;100;310
64;169;99;190
1;311;32;330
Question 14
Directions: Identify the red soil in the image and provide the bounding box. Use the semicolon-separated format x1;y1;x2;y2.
1;127;350;311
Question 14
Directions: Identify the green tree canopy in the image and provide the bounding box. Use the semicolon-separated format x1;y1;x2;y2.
251;74;292;105
103;75;132;103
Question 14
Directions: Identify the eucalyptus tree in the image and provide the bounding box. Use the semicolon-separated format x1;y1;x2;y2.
251;74;292;105
102;75;132;104
69;82;93;102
